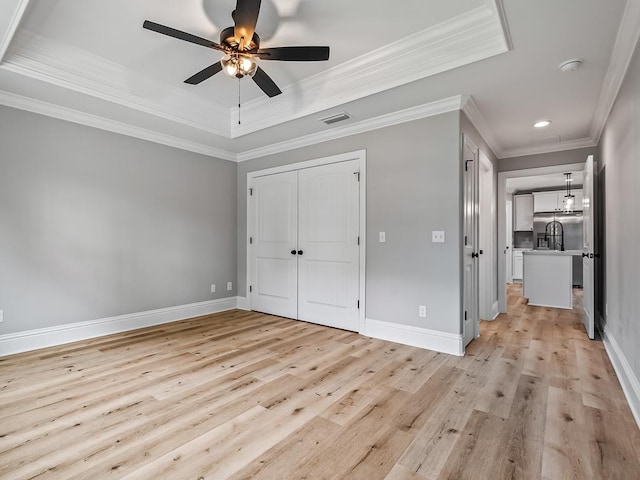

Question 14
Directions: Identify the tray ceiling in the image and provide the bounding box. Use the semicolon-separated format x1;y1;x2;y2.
0;0;637;161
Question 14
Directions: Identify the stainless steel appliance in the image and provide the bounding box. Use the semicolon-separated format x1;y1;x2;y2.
533;211;583;287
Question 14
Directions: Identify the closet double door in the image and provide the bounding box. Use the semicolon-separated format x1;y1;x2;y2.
249;160;360;332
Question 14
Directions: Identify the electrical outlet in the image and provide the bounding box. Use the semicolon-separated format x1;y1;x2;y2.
0;310;3;323
211;284;216;293
227;282;233;291
418;305;427;318
379;232;386;243
432;231;445;243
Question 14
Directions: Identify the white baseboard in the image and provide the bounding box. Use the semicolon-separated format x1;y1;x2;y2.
602;327;640;429
363;318;463;356
236;296;251;311
0;297;241;357
491;301;500;320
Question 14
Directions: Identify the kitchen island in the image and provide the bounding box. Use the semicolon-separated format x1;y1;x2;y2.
522;250;582;309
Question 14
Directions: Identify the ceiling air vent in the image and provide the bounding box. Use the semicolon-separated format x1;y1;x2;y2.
320;112;351;125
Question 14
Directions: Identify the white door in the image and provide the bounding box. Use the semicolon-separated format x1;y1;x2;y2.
582;155;595;339
478;152;494;320
298;160;360;331
506;199;513;283
462;136;479;346
250;171;298;319
249;160;361;332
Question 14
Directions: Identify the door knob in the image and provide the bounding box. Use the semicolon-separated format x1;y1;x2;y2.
582;252;588;257
297;250;304;256
291;250;297;255
471;252;479;258
589;253;594;259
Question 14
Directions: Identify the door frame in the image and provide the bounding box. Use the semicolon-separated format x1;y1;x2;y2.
462;135;480;346
479;151;498;320
497;162;584;313
246;149;367;332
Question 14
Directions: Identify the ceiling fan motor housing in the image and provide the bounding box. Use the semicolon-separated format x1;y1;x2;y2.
220;26;260;52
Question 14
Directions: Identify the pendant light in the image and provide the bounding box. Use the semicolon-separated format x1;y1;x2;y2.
564;173;575;212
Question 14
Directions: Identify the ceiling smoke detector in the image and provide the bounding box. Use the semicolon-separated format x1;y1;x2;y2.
559;59;583;73
320;112;351;125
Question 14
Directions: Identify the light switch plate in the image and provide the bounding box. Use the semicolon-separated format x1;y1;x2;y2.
379;232;386;243
432;231;445;243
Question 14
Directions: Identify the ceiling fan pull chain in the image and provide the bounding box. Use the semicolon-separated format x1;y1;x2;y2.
238;78;241;125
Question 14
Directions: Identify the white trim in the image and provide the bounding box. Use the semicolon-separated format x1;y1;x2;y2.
246;150;366;333
364;318;463;356
230;4;508;137
0;297;240;357
238;96;465;162
499;137;597;159
590;0;640;145
236;296;251;311
497;162;585;312
3;30;230;137
491;301;500;320
461;96;502;159
602;328;640;429
0;91;237;162
0;0;30;62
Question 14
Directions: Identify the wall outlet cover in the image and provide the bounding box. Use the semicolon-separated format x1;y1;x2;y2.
227;282;233;291
432;231;445;243
211;284;216;293
418;305;427;318
379;232;386;243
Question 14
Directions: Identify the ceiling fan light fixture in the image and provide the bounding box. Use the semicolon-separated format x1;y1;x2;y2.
221;55;257;78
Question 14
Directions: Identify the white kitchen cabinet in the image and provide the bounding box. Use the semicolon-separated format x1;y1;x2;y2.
533;191;558;212
534;189;583;212
513;194;533;231
513;250;524;280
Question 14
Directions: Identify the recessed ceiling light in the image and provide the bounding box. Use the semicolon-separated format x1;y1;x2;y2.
533;120;551;128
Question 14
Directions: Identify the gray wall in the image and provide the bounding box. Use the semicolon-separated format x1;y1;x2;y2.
237;112;463;334
599;39;640;387
498;147;598;172
0;106;237;335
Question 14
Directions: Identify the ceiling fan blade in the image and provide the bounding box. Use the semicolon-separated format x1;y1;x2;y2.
233;0;261;49
143;20;225;51
252;66;282;97
184;62;223;85
256;46;330;61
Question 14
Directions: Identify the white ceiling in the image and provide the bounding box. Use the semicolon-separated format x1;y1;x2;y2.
0;0;638;162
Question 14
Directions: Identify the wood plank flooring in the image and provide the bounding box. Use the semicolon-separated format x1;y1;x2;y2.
1;284;639;479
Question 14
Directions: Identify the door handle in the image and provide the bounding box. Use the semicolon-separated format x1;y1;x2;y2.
471;252;479;258
589;253;594;259
297;250;304;256
582;252;588;258
291;250;297;255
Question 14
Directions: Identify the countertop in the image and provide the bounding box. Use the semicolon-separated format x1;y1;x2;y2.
523;250;582;256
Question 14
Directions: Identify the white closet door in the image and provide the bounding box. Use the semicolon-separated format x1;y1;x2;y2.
250;171;298;319
297;160;360;331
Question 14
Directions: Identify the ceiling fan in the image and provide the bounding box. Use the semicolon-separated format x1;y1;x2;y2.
143;0;330;98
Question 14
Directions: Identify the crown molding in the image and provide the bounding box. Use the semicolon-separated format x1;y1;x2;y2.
0;90;237;161
0;0;30;62
461;95;502;158
237;95;465;162
590;0;640;144
499;137;596;159
2;30;230;137
231;3;510;138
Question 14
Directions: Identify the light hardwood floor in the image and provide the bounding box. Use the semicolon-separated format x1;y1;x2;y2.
1;285;639;479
